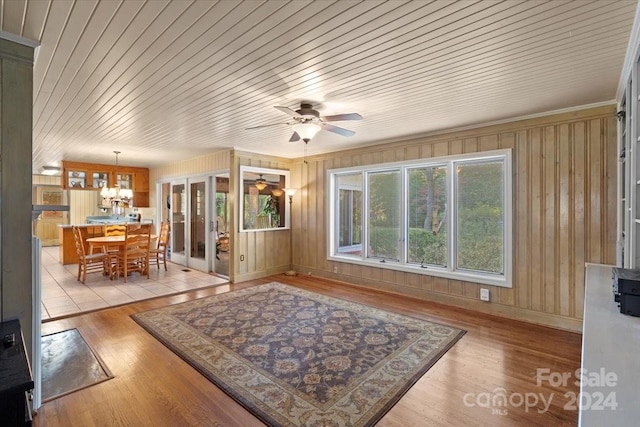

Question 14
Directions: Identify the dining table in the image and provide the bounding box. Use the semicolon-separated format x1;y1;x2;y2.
86;234;157;253
86;234;157;279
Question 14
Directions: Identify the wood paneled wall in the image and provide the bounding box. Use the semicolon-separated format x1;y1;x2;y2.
290;106;617;331
67;190;99;225
231;151;294;282
149;107;616;331
150;149;294;282
149;150;232;220
33;174;61;186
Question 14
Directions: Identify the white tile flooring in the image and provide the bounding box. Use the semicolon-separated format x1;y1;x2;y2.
40;246;228;321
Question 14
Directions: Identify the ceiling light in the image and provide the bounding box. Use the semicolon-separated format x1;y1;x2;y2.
255;174;268;191
292;123;321;142
40;166;61;176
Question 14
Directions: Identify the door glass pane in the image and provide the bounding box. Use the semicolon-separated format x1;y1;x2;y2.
336;173;362;256
456;161;504;274
172;184;185;255
367;170;400;261
190;181;206;259
407;166;447;267
215;176;230;276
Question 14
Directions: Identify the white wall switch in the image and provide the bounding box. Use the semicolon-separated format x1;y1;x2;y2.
480;288;490;301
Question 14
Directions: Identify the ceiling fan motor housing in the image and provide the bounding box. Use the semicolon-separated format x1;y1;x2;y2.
296;103;320;119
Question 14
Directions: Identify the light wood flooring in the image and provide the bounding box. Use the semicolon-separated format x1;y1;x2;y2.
35;275;581;426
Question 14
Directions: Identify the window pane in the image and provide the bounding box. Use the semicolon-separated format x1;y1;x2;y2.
456;161;504;274
336;173;363;256
244;191;273;229
407;166;447;266
368;170;401;261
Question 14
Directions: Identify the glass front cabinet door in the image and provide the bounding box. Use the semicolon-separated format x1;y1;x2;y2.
67;169;87;189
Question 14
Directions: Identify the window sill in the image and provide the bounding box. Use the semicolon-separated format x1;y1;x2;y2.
328;255;511;288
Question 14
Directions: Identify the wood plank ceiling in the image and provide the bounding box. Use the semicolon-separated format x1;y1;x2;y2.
0;0;637;170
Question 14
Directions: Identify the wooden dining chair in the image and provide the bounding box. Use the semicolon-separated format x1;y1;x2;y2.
116;225;151;282
127;222;152;236
149;220;170;271
102;223;127;277
72;226;109;284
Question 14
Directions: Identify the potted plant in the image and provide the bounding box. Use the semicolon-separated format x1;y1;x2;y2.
261;196;280;227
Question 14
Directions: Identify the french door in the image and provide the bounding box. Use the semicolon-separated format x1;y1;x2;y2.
169;177;209;271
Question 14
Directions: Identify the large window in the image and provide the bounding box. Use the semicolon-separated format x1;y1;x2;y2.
329;150;512;287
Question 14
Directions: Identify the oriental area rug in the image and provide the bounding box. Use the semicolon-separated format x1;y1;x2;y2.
132;283;465;426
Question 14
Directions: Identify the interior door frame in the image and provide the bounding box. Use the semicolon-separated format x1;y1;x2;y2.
158;172;228;273
167;179;187;266
213;171;230;277
186;175;211;272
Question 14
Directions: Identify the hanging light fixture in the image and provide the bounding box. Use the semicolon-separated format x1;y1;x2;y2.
255;174;268;191
292;122;321;142
101;151;133;202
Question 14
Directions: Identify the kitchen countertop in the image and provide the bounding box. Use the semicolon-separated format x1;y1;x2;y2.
58;221;135;228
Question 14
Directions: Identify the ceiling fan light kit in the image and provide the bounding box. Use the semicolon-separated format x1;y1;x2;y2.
292;122;321;142
246;102;362;143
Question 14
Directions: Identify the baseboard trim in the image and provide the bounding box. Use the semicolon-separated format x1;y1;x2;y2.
298;268;584;333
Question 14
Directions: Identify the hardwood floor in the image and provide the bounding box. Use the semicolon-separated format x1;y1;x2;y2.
34;275;581;426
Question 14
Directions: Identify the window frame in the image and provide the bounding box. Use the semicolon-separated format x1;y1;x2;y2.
337;184;363;253
327;149;512;288
239;166;290;232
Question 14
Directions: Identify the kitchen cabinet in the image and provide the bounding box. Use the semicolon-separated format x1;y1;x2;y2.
66;169;88;189
58;224;105;265
91;171;110;189
132;171;149;207
62;161;150;206
116;172;133;190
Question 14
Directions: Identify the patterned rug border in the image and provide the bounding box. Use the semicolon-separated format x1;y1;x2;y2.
132;282;466;426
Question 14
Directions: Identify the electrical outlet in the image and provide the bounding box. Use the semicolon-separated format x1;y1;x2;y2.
480;288;490;301
240;255;245;262
333;266;338;273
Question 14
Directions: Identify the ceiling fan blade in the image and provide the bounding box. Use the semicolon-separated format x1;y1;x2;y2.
289;132;300;142
245;122;287;130
275;106;301;117
320;123;355;137
321;113;362;122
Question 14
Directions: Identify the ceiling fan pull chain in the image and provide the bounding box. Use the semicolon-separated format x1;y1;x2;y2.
304;140;308;165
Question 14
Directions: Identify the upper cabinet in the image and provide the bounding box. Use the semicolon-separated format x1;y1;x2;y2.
91;171;110;189
116;172;133;190
62;161;150;207
66;168;88;189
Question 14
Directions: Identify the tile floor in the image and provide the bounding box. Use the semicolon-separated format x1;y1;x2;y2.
40;246;229;321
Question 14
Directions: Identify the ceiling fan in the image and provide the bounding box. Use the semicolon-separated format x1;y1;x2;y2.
246;102;362;142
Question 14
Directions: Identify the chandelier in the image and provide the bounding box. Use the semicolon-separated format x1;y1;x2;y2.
101;151;133;202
